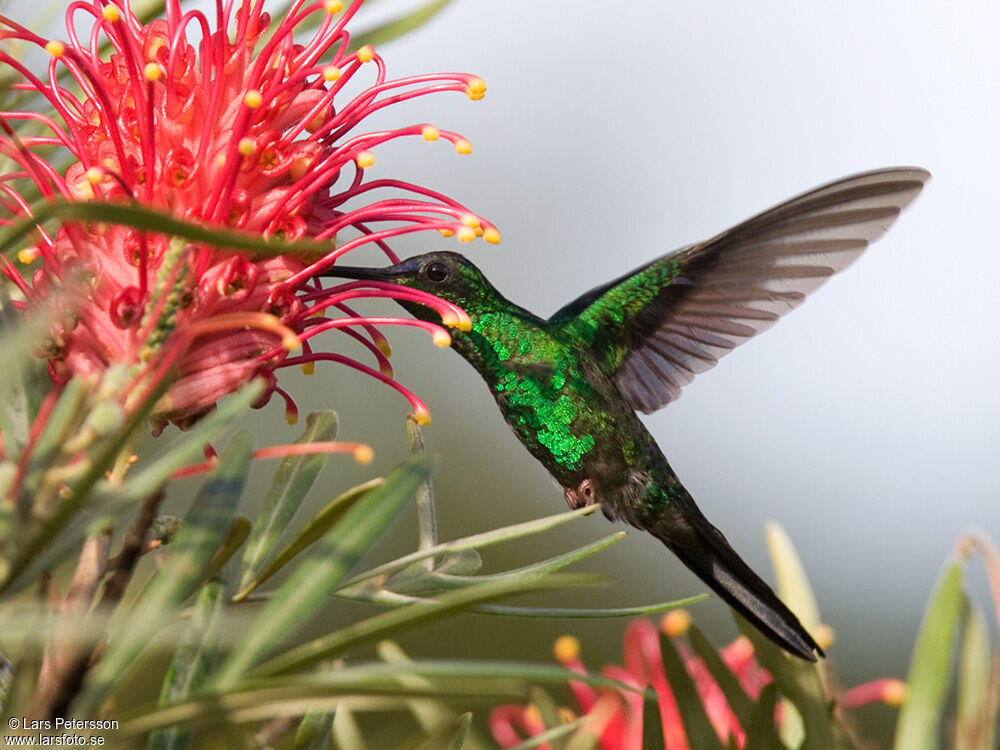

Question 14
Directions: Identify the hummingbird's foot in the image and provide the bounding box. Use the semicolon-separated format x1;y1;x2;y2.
564;479;596;510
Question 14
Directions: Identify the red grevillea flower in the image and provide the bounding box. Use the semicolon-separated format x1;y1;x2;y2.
0;0;495;431
491;613;907;749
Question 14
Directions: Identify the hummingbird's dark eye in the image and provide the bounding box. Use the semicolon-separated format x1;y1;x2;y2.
425;262;450;282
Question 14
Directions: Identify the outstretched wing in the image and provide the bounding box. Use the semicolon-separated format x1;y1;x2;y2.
551;167;930;413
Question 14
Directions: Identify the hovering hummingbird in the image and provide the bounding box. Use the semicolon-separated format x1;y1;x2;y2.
328;167;928;660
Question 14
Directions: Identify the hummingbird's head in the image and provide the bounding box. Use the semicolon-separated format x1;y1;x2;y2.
326;251;502;323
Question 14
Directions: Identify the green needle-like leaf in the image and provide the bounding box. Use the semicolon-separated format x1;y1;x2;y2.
509;718;589;750
257;573;600;677
211;458;431;688
687;626;754;729
149;581;225;750
658;633;726;750
444;712;473;750
955;602;992;750
231;476;383;602
743;683;784;750
348;0;454;52
0;287;45;460
75;432;253;715
735;616;834;750
237;410;338;592
893;557;964;750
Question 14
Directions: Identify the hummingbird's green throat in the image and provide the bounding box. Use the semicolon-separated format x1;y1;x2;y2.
328;167;929;660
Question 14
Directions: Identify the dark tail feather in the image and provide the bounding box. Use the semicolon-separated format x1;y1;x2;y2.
656;506;823;661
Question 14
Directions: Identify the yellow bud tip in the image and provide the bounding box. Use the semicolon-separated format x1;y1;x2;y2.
557;707;577;724
285;411;299;425
456;226;476;243
300;361;315;376
243;90;263;108
421;124;440;142
661;609;692;637
45;40;66;58
456;311;472;332
412;407;431;426
237;138;256;157
353;445;375;465
440;311;459;328
882;680;908;707
438;228;455;237
102;4;120;22
523;705;542;726
357;45;374;63
322;65;342;81
815;623;835;651
454;138;472;155
282;333;301;352
466;77;487;98
85;167;103;183
355;150;375;168
483;227;501;244
324;0;343;13
459;213;481;228
553;634;581;663
432;330;452;348
18;247;40;264
143;62;162;82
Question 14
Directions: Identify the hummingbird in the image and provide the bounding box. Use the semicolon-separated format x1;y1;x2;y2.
328;167;929;660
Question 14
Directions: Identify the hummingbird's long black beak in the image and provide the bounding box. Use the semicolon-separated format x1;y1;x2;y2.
322;265;395;282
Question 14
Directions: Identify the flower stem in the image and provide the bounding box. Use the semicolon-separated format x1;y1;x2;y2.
406;417;437;570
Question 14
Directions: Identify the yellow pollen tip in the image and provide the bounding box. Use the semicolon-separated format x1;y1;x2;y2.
432;329;452;347
45;40;66;58
353;445;375;465
466;77;487;99
102;4;120;22
143;62;162;82
553;635;581;663
85;167;103;183
17;247;40;264
440;311;459;328
557;708;577;724
323;65;342;81
815;624;835;651
300;361;315;375
456;311;472;331
523;705;542;726
282;333;301;352
357;45;374;63
661;608;692;637
474;227;483;237
355;150;375;168
483;227;501;244
412;407;431;426
243;90;263;108
215;153;227;167
285;410;299;425
459;213;480;229
456;226;476;243
454;138;472;155
882;680;908;707
438;228;455;238
421;125;440;142
237;138;256;157
324;0;343;13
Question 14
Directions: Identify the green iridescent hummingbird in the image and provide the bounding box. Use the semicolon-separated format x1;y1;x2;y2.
328;167;928;660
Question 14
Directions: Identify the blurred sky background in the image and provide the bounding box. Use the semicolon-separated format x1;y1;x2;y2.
10;0;1000;738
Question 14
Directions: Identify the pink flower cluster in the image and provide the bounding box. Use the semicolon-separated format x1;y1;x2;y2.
0;0;496;430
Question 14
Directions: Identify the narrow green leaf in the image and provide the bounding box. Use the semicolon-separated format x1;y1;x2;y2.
348;0;454;52
375;640;454;733
893;557;965;750
148;581;224;750
687;626;754;730
391;532;627;593
743;683;785;750
340;505;601;590
658;633;726;750
74;433;253;714
120;661;639;737
445;712;472;750
510;718;589;750
211;458;431;688
735;616;833;750
294;709;334;750
0;287;46;460
201;516;252;584
257;573;599;677
955;602;991;750
231;476;383;602
237;411;338;591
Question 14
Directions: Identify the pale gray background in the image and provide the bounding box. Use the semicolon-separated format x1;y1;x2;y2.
13;0;1000;737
